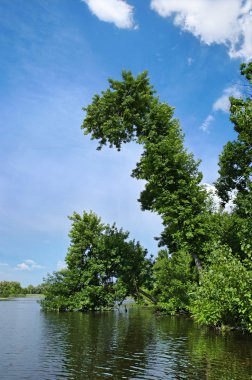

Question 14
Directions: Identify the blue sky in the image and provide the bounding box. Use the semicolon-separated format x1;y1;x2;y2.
0;0;251;286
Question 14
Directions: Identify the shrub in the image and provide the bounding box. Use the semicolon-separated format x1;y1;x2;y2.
190;245;252;331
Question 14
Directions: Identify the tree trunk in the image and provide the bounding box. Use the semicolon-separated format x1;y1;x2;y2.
138;288;157;304
191;253;203;271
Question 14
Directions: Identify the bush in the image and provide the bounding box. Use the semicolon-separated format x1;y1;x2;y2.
190;245;252;331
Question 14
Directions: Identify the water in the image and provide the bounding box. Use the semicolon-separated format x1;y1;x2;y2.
0;298;252;379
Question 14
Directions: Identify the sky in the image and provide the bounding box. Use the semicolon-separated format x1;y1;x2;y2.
0;0;251;286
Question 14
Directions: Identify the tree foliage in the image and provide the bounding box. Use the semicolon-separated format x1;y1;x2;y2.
0;281;23;297
82;71;156;150
215;62;252;266
42;211;153;311
0;282;44;298
152;250;197;314
82;70;219;271
215;62;252;203
190;245;252;331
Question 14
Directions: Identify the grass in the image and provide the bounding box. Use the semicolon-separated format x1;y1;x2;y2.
0;294;44;300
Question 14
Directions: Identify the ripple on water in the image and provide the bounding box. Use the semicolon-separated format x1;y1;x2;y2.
0;300;252;380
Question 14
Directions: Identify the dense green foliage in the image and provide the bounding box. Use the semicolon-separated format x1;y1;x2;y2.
23;283;44;294
215;62;252;204
190;245;252;330
42;211;153;311
215;62;252;269
43;63;252;332
190;62;252;331
152;250;197;314
82;71;217;271
0;281;23;297
0;281;44;298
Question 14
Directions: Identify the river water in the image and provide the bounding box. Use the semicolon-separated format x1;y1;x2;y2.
0;298;252;379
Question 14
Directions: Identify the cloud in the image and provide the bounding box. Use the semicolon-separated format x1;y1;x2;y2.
0;262;8;266
200;85;242;133
15;259;45;271
199;114;214;133
204;183;235;212
187;57;194;66
150;0;252;60
57;260;67;271
83;0;136;29
213;85;242;113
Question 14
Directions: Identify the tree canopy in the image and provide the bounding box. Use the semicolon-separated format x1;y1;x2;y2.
215;61;252;204
82;70;223;271
0;281;23;298
215;62;252;266
42;211;153;311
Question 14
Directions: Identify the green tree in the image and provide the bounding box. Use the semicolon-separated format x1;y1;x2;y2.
82;71;220;271
152;249;197;313
23;284;45;294
215;62;252;265
215;62;252;204
0;281;23;297
187;62;252;331
42;211;153;311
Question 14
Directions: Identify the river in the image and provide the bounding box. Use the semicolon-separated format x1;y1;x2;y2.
0;298;252;379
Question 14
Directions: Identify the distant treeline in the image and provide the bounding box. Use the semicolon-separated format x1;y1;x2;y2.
0;281;44;298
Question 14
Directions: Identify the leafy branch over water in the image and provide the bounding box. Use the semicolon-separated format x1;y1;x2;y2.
41;211;153;311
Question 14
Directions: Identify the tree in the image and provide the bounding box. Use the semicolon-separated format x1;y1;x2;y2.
152;249;197;314
215;62;252;265
82;71;220;271
188;61;252;331
0;281;23;297
23;284;45;294
42;211;153;311
215;62;252;203
82;70;156;150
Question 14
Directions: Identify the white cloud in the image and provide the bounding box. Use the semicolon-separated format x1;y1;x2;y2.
25;259;36;265
16;262;30;271
83;0;136;29
200;85;242;133
213;85;242;113
200;114;214;133
204;183;235;212
15;259;45;271
187;57;194;66
150;0;252;60
57;260;67;271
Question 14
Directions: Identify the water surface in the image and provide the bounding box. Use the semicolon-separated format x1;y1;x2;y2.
0;298;252;379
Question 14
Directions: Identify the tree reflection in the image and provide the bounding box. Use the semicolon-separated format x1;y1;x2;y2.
41;309;252;380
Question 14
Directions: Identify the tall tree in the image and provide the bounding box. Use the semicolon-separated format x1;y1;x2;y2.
216;62;252;203
82;71;218;270
215;62;252;264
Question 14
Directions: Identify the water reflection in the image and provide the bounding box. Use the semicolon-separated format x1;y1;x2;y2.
0;299;252;379
41;307;252;379
41;308;157;379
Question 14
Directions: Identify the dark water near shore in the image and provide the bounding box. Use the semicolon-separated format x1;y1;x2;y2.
0;298;252;379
